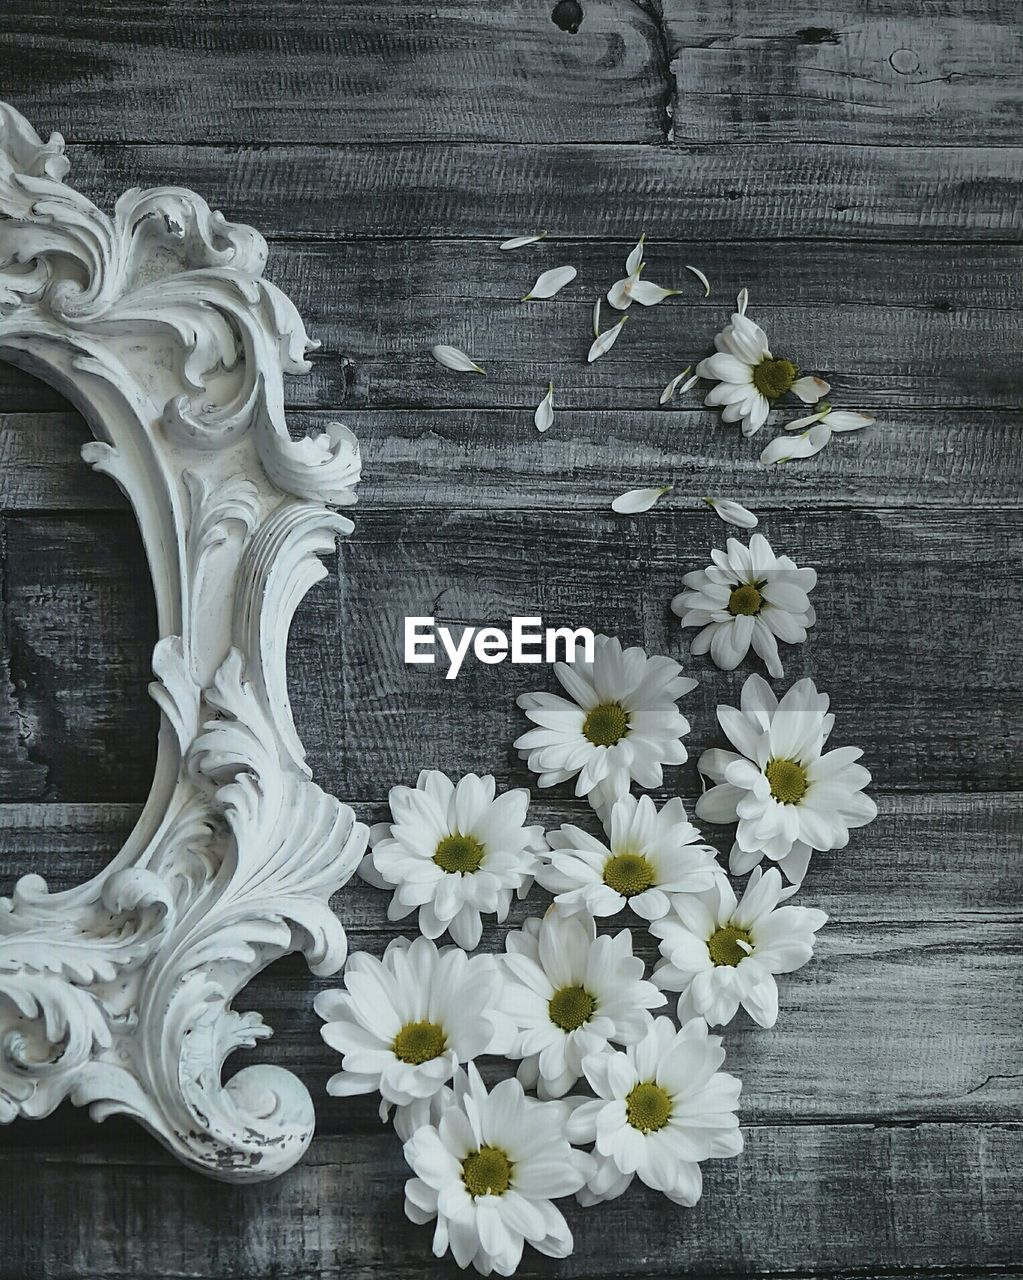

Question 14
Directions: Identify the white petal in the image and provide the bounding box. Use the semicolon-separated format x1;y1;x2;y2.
826;411;875;432
500;231;547;250
431;344;485;375
523;265;577;300
705;498;758;528
760;422;833;465
587;316;628;363
625;234;645;275
791;375;831;404
629;279;681;307
612;485;672;515
685;264;711;296
607;274;636;310
534;382;555;434
736;287;749;316
592;297;602;339
659;367;694;405
784;408;830;431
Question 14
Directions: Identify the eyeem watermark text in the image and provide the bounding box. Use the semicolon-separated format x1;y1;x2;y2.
405;616;595;680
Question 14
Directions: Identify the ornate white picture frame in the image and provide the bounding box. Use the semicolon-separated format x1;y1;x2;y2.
0;102;366;1181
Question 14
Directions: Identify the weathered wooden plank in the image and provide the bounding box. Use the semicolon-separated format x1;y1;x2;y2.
0;1124;1018;1278
664;0;1023;146
0;0;667;145
1;507;1019;801
67;142;1023;243
4;408;1022;514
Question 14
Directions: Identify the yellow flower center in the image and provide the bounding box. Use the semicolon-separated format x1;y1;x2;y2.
583;700;630;747
752;357;798;400
728;583;763;616
708;925;754;967
625;1081;673;1133
433;832;485;873
603;852;656;897
392;1020;447;1065
462;1146;513;1197
548;984;596;1031
765;757;809;805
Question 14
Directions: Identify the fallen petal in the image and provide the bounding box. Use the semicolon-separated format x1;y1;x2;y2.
705;497;758;528
629;279;681;307
431;344;486;375
592;297;602;338
826;411;875;432
660;366;695;405
500;231;547;250
523;264;577;300
607;273;637;310
612;484;672;514
685;264;711;297
534;381;555;433
760;422;833;465
587;316;628;363
784;407;831;431
625;233;646;275
791;375;831;404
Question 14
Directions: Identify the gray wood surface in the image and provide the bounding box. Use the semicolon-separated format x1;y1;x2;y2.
0;1;1020;1278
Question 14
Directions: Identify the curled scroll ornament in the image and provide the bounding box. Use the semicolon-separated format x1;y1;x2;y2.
0;102;367;1181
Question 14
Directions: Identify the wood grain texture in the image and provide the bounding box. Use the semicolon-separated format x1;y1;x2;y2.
663;0;1023;145
0;1124;1019;1280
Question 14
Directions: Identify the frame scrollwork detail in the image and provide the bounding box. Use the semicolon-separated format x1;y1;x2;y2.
0;102;366;1181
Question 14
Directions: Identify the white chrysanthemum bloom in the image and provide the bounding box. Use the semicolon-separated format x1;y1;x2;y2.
403;1064;593;1276
694;674;877;879
515;634;697;823
314;936;514;1122
359;771;546;949
566;1016;742;1206
650;868;827;1028
672;533;817;679
539;795;723;923
696;295;829;437
499;910;665;1099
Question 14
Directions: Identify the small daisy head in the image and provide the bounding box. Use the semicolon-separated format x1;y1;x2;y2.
359;770;546;949
314;936;513;1112
672;533;817;679
539;794;724;922
566;1016;743;1206
499;909;665;1099
402;1064;593;1275
650;867;828;1028
694;674;877;871
695;296;830;437
515;634;697;823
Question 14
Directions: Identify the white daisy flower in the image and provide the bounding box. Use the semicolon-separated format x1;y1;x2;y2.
694;674;877;877
360;771;546;949
539;794;723;923
696;296;830;437
515;634;697;822
650;867;827;1028
499;910;664;1099
566;1015;742;1206
402;1063;593;1276
671;533;817;679
314;937;514;1121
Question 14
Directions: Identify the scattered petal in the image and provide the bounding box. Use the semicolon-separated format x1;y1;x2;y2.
784;407;831;431
534;381;555;434
629;279;681;307
704;497;758;528
760;422;833;465
500;231;547;250
522;264;577;300
431;344;486;375
592;297;602;339
685;264;711;297
587;316;628;363
660;366;695;405
625;233;646;275
736;287;749;316
791;375;831;404
612;484;672;515
607;272;639;310
826;410;875;433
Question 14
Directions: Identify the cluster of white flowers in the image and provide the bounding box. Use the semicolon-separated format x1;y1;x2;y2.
318;603;874;1273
